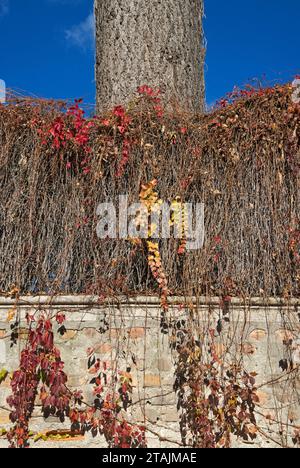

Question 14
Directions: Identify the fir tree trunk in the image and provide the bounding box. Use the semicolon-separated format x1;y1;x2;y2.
95;0;205;113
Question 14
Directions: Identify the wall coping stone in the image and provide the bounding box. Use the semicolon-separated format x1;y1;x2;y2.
0;294;299;307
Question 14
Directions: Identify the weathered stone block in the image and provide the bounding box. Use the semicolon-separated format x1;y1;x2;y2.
61;330;77;341
242;343;257;355
94;343;112;354
249;329;267;341
144;374;161;388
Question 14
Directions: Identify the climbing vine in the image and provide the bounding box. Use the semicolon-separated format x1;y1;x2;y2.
173;325;259;448
0;82;300;448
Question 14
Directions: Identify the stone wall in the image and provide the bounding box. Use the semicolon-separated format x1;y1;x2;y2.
0;296;300;448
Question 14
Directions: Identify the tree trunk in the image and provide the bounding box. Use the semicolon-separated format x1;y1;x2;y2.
95;0;205;113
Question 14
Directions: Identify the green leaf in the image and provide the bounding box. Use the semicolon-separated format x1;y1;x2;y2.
0;369;8;384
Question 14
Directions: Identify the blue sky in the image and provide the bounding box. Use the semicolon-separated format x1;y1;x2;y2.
0;0;299;107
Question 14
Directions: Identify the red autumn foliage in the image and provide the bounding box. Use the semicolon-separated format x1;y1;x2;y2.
6;312;146;449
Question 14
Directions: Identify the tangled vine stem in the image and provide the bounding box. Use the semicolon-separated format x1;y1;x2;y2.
1;83;300;448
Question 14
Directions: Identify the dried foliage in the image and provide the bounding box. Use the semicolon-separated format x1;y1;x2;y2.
1;84;300;449
0;84;299;298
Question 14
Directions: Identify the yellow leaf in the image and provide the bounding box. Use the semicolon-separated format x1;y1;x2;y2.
6;308;16;323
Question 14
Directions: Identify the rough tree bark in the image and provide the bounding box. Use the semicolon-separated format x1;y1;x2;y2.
95;0;205;113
